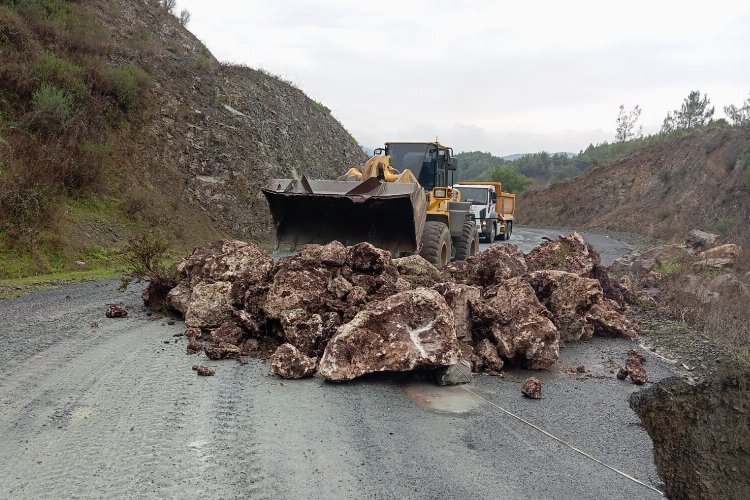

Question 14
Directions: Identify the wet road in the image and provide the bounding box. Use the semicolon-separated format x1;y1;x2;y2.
0;228;664;499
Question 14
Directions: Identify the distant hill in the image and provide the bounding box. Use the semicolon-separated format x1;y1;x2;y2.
502;152;574;161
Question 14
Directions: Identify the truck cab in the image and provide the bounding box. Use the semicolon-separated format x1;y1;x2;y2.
454;182;516;242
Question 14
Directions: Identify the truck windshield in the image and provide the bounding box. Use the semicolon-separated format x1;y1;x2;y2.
457;187;488;205
386;143;436;190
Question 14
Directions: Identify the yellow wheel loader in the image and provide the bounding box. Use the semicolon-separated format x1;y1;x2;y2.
262;142;480;269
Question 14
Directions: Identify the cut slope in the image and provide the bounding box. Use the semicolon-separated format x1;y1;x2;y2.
519;126;750;241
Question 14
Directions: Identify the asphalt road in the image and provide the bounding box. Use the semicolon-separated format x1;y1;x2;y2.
0;228;667;499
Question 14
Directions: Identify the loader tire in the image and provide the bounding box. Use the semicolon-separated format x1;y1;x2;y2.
455;221;480;261
420;221;451;270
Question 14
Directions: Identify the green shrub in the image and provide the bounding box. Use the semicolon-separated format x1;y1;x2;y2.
34;51;88;100
655;256;683;275
101;64;152;113
0;172;53;240
712;217;734;235
28;83;75;134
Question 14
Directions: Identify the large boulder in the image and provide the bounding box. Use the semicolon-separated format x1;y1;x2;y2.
685;229;718;252
697;244;742;262
263;257;332;319
525;270;602;342
318;288;460;381
279;308;324;356
346;242;392;273
185;281;234;329
176;240;273;286
464;244;528;287
526;232;599;276
471;277;560;369
166;282;192;315
432;282;481;342
271;343;317;379
585;300;639;339
298;241;348;267
393;255;441;287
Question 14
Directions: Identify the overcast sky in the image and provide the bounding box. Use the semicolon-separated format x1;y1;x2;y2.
175;0;750;155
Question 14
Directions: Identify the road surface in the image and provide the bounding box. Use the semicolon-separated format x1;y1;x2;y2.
0;227;668;499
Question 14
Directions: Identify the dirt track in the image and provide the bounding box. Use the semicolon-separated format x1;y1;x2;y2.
0;228;669;499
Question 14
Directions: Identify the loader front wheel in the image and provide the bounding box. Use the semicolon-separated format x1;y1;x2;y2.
420;221;451;270
455;221;480;261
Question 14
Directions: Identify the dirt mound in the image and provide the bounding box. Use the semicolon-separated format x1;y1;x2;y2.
519;126;750;242
630;370;750;499
160;233;639;381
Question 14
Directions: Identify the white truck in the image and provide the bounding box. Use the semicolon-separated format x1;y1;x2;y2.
454;182;516;243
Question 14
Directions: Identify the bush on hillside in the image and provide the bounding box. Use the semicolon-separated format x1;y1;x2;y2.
26;83;75;135
100;64;152;113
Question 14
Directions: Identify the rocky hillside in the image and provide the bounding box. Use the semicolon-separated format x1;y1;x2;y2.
519;126;750;242
0;0;365;276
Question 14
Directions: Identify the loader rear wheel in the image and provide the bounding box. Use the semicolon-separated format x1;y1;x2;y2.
455;221;480;261
420;221;451;270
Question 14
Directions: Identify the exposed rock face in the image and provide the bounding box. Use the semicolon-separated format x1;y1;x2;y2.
432;282;481;342
526;270;601;342
271;343;317;379
393;255;441;287
685;229;718;251
464;244;528;287
522;377;542;399
184;281;233;329
319;289;460;381
471;277;560;369
105;304;128;318
525;232;599;276
630;371;750;500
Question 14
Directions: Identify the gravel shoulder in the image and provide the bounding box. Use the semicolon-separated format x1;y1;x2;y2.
0;228;669;499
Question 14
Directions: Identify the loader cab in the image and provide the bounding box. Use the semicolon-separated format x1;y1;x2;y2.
380;142;457;191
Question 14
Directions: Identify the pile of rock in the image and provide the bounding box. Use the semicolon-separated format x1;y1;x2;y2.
159;232;638;381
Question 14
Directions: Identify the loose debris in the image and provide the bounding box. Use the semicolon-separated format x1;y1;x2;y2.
522;377;543;399
153;232;639;382
618;349;648;385
192;364;215;376
105;304;128;318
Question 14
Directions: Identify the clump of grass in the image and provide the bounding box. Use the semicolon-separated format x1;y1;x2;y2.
655;256;684;275
27;83;75;134
100;64;152;113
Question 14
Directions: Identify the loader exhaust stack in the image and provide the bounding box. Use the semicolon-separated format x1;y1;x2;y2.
263;176;427;254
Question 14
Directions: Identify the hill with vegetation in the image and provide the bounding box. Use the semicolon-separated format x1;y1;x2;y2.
0;0;365;279
519;124;750;242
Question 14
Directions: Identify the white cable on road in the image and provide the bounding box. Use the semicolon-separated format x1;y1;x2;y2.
460;385;664;497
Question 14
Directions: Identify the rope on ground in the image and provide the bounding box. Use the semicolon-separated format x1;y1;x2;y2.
460;385;664;497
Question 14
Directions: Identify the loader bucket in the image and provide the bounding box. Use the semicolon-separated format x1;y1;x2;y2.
262;176;427;254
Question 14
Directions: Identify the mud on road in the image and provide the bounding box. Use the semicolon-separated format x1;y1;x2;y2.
0;228;668;499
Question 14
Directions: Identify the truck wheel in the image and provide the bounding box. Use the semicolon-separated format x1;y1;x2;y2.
487;224;496;244
420;221;451;269
455;221;479;261
506;221;513;240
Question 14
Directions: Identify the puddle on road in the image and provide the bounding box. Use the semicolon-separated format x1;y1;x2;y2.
400;382;483;414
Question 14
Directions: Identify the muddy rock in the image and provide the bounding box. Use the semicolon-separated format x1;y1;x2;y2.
434;360;472;386
166;282;192;315
464;244;527;287
346;286;368;305
629;371;750;500
623;349;647;384
393;255;441;287
271;343;317;379
192;365;215;376
204;342;242;360
210;321;245;346
585;301;639;339
177;240;273;286
263;261;331;319
522;377;542;399
280;309;323;355
616;367;628;380
590;265;637;307
141;279;175;311
186;338;203;354
185;281;234;329
471;277;560;369
327;275;353;299
346;242;392;273
526;270;602;342
475;338;504;372
298;241;348;267
432;282;481;342
525;232;599;276
319;288;460;381
105;304;128;318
